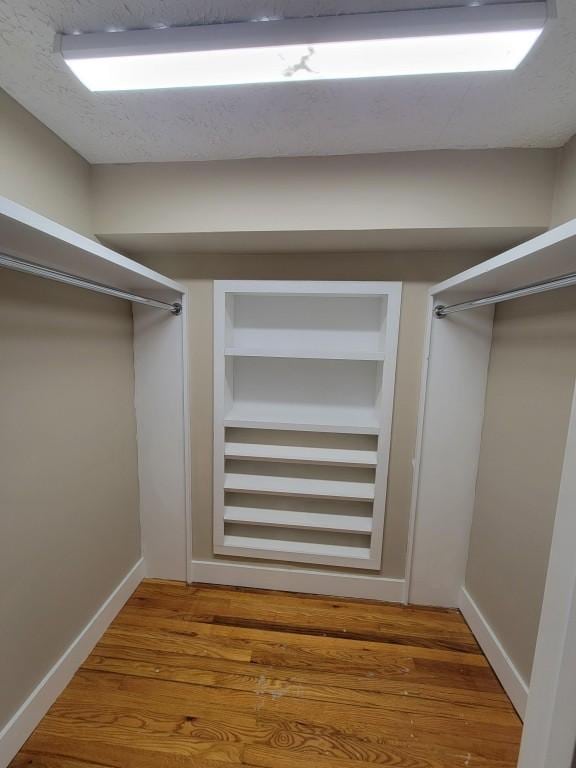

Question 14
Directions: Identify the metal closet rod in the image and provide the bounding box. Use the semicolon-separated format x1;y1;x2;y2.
434;270;576;319
0;252;182;315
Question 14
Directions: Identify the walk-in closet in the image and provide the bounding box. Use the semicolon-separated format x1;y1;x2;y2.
2;1;576;767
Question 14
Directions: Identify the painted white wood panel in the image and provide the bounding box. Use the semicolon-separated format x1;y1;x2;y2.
224;506;373;533
459;587;528;718
190;558;405;601
133;301;189;580
0;196;183;297
431;218;576;302
220;536;371;563
224;473;375;501
224;347;385;361
408;302;494;607
224;441;378;466
223;409;380;434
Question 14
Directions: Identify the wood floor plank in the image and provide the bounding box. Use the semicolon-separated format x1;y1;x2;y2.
18;738;255;768
114;608;488;670
10;579;522;768
70;663;519;736
54;672;520;759
37;683;519;766
82;649;518;724
127;591;477;646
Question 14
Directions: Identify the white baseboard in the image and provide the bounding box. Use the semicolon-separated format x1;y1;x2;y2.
189;559;405;602
459;587;528;719
0;558;145;767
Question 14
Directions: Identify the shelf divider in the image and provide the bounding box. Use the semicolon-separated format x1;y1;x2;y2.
225;347;385;361
224;505;373;534
224;473;375;501
224;441;378;467
220;535;372;561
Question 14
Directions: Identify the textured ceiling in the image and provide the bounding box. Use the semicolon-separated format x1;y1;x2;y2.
0;0;575;163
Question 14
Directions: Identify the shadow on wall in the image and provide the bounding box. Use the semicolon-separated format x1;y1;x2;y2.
136;250;490;282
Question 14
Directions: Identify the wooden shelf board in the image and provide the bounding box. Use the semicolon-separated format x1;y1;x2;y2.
224;506;373;533
224;473;375;501
225;347;385;361
224;405;380;435
220;535;372;561
223;418;379;435
224;442;378;467
0;196;184;296
430;218;576;302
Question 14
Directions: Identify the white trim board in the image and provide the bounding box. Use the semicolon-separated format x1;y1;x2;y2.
430;217;576;303
133;302;189;581
189;559;404;602
407;304;494;607
0;558;145;767
459;587;528;719
0;196;185;298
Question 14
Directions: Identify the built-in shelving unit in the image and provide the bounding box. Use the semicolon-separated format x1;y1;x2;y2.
213;281;402;569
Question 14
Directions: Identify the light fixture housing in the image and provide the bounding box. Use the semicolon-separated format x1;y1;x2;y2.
59;2;548;92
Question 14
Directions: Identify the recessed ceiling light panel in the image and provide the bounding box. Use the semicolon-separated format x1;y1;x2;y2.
59;2;548;92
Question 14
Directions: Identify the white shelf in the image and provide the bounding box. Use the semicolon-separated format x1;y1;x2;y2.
224;441;378;467
430;218;576;302
223;417;379;435
224;347;385;361
220;535;372;561
224;506;373;534
224;473;375;501
224;404;379;435
0;196;184;297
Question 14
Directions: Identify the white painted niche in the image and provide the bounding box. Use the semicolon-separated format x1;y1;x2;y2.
213;281;401;569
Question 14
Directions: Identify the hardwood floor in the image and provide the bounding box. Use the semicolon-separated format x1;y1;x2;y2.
12;580;522;768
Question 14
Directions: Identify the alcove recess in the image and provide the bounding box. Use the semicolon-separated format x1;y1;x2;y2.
213;281;402;569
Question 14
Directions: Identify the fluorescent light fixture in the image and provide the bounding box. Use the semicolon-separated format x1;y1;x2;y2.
59;2;547;92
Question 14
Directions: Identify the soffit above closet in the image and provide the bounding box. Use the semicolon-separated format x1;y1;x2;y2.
0;0;574;163
100;227;545;255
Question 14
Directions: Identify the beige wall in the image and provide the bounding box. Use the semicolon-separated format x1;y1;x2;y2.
0;269;140;729
551;133;576;226
139;250;488;577
0;88;92;235
92;149;556;242
465;287;576;684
